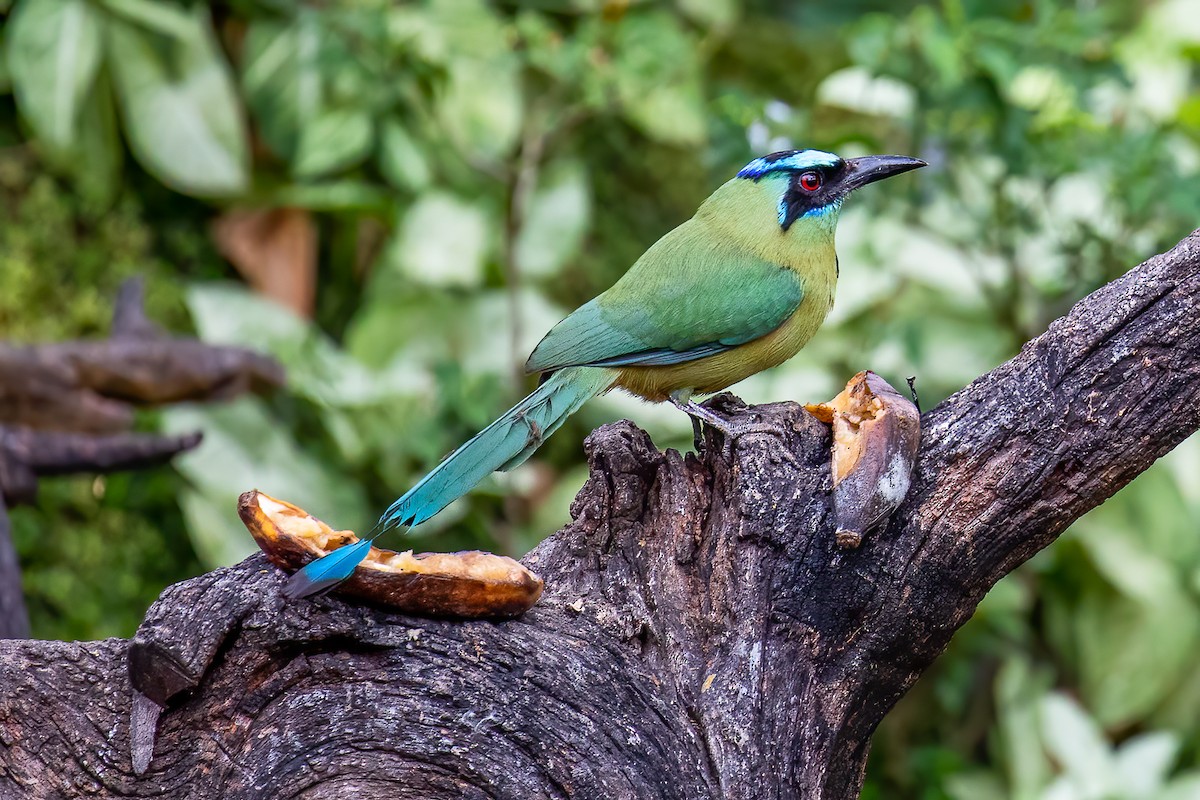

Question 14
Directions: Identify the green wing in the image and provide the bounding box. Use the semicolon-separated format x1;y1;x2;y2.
526;219;805;374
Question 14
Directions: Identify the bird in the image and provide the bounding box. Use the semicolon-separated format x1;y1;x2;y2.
283;149;925;599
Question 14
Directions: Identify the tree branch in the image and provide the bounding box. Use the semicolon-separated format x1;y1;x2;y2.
0;231;1197;799
0;278;285;639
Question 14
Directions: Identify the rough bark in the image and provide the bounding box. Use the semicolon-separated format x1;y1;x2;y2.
0;231;1198;799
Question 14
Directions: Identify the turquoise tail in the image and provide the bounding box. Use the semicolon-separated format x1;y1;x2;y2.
282;366;615;600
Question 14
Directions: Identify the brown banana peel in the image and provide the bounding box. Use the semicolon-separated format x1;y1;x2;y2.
238;490;543;619
805;372;921;549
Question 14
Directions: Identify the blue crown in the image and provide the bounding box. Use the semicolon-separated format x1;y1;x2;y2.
737;149;841;180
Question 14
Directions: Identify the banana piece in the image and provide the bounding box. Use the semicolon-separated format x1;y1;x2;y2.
805;371;921;549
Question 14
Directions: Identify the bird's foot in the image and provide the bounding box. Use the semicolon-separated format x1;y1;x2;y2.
670;393;794;457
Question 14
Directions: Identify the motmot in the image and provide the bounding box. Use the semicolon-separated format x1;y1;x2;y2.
284;149;925;599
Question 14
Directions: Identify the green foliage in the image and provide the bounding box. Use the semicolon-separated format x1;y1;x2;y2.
0;0;1198;794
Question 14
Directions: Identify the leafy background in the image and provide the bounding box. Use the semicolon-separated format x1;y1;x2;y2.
2;0;1199;796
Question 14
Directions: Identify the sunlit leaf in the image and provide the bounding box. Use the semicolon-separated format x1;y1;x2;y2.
106;10;249;196
677;0;738;31
608;11;706;145
816;67;916;119
97;0;196;39
1069;526;1200;727
438;59;522;161
994;657;1054;800
6;0;103;153
385;191;490;287
1112;731;1179;798
515;162;591;279
1038;693;1114;795
378;117;431;193
293;108;374;179
241;14;323;160
943;772;1008;800
186;282;423;407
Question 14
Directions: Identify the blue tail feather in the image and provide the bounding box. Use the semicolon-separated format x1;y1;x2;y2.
282;366;614;601
282;538;373;599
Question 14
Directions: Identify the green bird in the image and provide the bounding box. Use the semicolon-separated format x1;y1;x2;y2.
285;149;925;599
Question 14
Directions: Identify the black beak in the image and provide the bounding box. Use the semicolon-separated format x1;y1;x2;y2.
841;155;926;192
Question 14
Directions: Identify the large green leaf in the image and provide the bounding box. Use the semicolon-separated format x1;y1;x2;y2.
292;108;374;179
515;161;591;279
106;9;249;196
438;58;522;161
71;69;123;206
1037;692;1115;796
607;11;706;145
993;657;1054;800
1070;530;1200;728
6;0;103;153
97;0;196;39
378;117;431;193
381;191;490;288
241;14;323;161
185;282;419;408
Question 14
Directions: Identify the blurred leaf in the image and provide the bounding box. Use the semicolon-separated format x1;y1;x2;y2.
6;0;103;153
97;0;196;39
241;14;323;161
1038;693;1114;796
438;59;522;161
994;657;1054;800
106;10;249;196
164;397;369;568
1112;731;1179;799
186;282;422;407
378;117;431;193
515;161;590;279
70;71;123;206
608;11;707;145
944;772;1008;800
293;108;373;179
676;0;738;31
1160;774;1200;800
264;181;391;213
816;67;916;119
0;34;9;94
345;284;560;380
1065;474;1200;727
1068;550;1199;728
385;191;490;287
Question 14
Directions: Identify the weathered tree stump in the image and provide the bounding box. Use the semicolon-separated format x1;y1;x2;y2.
0;231;1197;799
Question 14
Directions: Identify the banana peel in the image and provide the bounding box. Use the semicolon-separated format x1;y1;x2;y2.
238;490;543;619
805;372;921;549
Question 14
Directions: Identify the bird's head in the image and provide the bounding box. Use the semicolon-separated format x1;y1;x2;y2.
734;149;926;233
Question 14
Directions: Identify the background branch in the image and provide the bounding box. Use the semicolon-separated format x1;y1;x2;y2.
0;279;285;639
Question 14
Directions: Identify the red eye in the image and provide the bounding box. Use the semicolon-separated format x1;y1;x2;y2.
799;171;821;192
